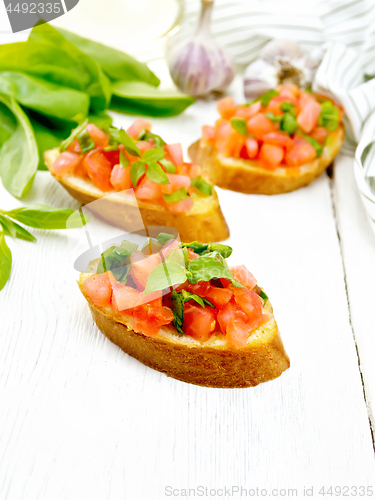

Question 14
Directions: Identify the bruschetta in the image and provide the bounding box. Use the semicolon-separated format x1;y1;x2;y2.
188;85;345;195
44;119;229;242
79;234;290;388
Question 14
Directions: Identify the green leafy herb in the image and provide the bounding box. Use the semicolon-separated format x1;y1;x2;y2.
181;241;208;254
138;130;165;149
144;261;187;294
209;243;233;258
120;150;129;168
96;240;138;283
181;241;233;258
142;148;165;163
76;129;95;153
265;112;283;123
181;289;214;308
0;227;12;290
230;118;248;136
281;112;298;135
130;160;146;188
169;290;184;334
260;290;268;305
159;158;176;174
146;162;169;185
255;89;279;107
304;135;323;156
3;204;85;229
0;94;38;198
163;188;188;203
60;119;88;152
0;213;36;242
157;233;174;244
318;101;340;131
280;101;296;114
188;252;242;288
109;126;141;157
190;175;213;196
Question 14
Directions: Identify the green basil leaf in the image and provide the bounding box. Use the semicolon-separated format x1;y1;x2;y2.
97;240;138;276
165;248;186;267
280;101;296;114
181;241;209;255
209;243;233;258
144;261;187;294
0;227;12;290
88;111;113;131
190;175;213;196
5;204;84;229
110;126;141;157
120;150;129;168
142;148;165;163
0;214;36;242
159;158;176;174
60;119;88;152
304;135;323;157
157;233;174;244
260;290;268;305
138;130;165;149
130;160;146;188
77;129;95;153
281;112;298;135
265;112;283;123
110;81;195;118
180;289;210;308
147;161;169;185
230;118;248;136
255;89;279;107
188;253;242;288
0;94;38;198
163;188;188;203
55;27;160;87
324;120;339;131
169;290;184;334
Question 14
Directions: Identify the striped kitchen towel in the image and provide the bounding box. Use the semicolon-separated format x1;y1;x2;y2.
182;0;375;233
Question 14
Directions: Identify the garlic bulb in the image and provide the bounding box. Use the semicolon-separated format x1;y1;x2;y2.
244;39;321;101
166;0;235;98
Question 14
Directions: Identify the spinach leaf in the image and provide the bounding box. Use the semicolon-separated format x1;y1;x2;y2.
0;227;12;290
163;188;188;203
144;261;187;294
190;175;212;196
110;81;195;117
0;214;36;242
0;72;89;122
4;204;85;229
55;27;160;87
0;94;38;198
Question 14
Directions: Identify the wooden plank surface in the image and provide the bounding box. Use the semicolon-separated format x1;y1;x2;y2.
1;90;374;498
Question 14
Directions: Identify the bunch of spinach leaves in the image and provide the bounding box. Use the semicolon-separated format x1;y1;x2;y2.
0;22;195;199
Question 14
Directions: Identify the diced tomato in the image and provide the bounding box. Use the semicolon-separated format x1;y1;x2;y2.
226;317;250;348
183;302;216;341
133;304;174;338
161;174;191;195
235;101;261;120
136;290;163;308
228;265;257;289
215;120;244;158
285;136;317;167
160;238;180;258
266;96;292;116
262;131;294;148
103;149;120;167
259;143;284;168
202;125;216;145
136;141;153;155
205;286;233;309
130;251;161;290
187;248;200;261
279;84;301;100
217;300;248;334
74;157;87;177
310;126;329;145
164;143;184;167
51;152;82;176
127;119;152;140
110;164;132;191
245;137;259;159
86;124;109;148
135;177;162;201
297;99;321;133
217;96;237;119
179;280;211;296
164;197;193;213
83;273;112;307
84;149;113;191
110;280;140;313
179;162;201;179
233;287;263;318
247;113;275;140
67;138;81;153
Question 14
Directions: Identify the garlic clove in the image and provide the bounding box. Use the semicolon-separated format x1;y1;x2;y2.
261;38;304;65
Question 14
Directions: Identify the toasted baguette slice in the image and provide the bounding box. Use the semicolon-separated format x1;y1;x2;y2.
78;273;290;388
188;126;344;195
44;148;229;243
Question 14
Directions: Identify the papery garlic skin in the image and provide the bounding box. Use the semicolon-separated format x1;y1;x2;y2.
244;39;321;101
166;1;235;98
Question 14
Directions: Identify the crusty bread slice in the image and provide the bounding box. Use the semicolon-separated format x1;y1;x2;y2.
44;148;229;243
78;273;290;388
188;126;344;195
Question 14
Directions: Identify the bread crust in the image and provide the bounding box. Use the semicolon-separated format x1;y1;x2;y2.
44;148;229;243
188;126;344;195
78;274;290;388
